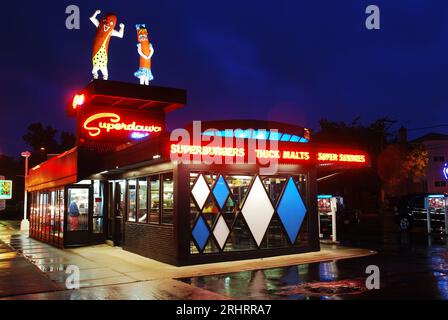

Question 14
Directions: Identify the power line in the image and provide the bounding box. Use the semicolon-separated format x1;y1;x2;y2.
408;124;448;132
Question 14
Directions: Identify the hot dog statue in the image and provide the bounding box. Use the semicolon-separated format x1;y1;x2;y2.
134;24;154;85
90;10;125;80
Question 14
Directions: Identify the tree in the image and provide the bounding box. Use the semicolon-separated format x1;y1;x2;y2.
59;131;76;152
314;117;396;210
22;123;59;153
22;123;76;165
377;142;428;194
314;117;396;159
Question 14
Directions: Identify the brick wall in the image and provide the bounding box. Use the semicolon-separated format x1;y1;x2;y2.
123;223;177;265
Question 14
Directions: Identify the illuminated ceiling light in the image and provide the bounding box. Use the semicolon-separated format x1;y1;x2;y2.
290;135;301;143
200;129;309;143
153;154;161;159
269;131;281;141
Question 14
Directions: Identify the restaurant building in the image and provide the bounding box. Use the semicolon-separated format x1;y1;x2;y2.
25;80;368;266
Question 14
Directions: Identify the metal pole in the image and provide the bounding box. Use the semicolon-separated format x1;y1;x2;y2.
23;155;28;221
20;152;31;231
332;211;337;243
426;207;431;235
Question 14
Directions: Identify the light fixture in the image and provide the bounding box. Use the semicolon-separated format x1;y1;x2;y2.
72;94;85;109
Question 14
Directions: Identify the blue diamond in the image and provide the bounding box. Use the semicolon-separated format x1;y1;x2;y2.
192;216;210;251
213;176;230;209
277;178;307;243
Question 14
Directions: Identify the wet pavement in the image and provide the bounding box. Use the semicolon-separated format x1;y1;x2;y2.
180;214;448;300
3;214;448;300
0;222;59;298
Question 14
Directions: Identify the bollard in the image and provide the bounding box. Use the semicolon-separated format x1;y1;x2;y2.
445;201;448;235
332;211;337;243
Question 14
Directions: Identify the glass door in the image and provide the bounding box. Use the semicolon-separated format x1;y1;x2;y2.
111;181;125;245
65;186;91;246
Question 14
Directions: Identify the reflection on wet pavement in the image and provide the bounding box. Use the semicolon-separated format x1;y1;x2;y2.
181;215;448;300
0;222;60;297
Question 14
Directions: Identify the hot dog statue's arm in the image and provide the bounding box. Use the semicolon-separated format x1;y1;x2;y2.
90;9;101;27
112;23;125;38
137;43;154;60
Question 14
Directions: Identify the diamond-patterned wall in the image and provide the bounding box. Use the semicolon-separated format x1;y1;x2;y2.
190;173;308;254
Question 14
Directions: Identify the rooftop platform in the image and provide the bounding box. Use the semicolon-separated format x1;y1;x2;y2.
68;80;187;116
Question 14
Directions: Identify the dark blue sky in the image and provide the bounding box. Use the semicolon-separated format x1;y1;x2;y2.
1;0;447;156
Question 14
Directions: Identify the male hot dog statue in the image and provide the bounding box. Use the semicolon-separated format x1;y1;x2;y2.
90;10;125;80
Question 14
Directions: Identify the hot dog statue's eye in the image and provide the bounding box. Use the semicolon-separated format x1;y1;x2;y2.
110;21;114;26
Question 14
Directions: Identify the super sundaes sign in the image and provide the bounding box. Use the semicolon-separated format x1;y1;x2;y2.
79;109;164;142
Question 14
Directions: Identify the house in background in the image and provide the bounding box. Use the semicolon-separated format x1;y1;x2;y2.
413;133;448;194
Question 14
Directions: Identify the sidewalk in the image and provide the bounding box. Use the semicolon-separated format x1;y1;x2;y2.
0;220;375;300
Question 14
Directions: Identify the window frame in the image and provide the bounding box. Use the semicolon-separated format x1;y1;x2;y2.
161;172;174;225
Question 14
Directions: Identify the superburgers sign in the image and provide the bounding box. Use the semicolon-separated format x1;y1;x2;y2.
78;107;165;143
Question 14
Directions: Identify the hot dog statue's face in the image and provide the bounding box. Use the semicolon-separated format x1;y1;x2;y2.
100;14;117;35
137;28;149;43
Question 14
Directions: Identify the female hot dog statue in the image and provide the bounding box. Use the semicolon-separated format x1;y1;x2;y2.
134;24;154;85
90;10;125;80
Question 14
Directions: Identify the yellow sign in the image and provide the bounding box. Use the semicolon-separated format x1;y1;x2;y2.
0;180;12;200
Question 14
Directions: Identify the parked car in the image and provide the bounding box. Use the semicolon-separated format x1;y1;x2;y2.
394;194;446;232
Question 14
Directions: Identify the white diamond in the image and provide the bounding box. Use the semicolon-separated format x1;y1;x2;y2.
241;176;275;246
213;216;230;250
191;174;210;210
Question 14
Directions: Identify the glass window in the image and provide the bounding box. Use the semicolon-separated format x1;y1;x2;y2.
67;188;89;231
59;189;64;239
262;177;288;205
162;173;174;225
138;178;148;223
190;173;309;255
127;180;137;222
225;176;253;208
93;181;104;233
149;176;160;224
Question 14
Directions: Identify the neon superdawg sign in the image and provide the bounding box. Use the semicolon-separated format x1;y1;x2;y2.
83;112;162;137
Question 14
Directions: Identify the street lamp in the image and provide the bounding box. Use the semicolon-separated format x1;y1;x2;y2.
20;151;31;231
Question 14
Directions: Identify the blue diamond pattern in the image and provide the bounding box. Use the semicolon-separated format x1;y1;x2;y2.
213;176;230;209
192;216;210;251
277;178;307;243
